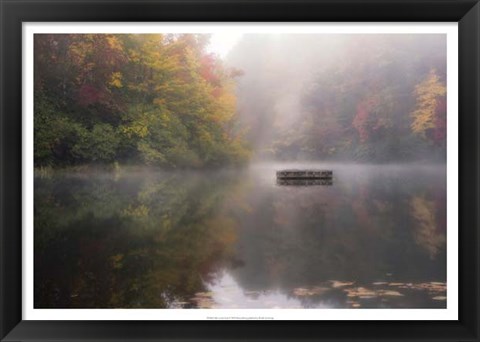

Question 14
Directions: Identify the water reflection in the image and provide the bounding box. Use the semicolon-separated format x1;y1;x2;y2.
276;178;333;186
188;272;446;309
34;164;446;308
192;272;307;309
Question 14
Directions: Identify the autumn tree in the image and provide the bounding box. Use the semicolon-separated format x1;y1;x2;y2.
410;69;447;145
34;34;250;168
228;34;447;162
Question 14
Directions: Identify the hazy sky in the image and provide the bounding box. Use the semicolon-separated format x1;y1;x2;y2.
207;33;243;58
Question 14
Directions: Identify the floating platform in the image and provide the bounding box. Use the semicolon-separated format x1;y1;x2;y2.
276;169;333;179
277;178;332;186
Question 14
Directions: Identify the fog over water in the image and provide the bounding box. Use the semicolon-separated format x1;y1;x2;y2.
35;163;446;309
34;34;447;309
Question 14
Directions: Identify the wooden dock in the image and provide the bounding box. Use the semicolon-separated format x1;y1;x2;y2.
277;178;332;186
276;169;333;179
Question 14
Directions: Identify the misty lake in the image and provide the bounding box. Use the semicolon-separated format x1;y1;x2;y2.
34;163;446;309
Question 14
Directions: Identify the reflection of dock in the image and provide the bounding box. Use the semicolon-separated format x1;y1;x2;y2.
276;178;333;186
276;170;332;179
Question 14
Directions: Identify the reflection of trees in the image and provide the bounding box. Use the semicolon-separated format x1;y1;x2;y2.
410;194;446;259
230;168;447;302
35;167;447;309
35;171;240;308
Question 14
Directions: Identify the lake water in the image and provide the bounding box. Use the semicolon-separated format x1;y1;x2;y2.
34;163;447;309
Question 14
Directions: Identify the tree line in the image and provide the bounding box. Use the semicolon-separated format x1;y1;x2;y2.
34;34;250;168
35;34;448;167
228;34;447;162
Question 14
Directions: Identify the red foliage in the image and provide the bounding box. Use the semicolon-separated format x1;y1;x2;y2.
353;97;378;143
200;54;221;86
77;84;103;106
211;87;223;98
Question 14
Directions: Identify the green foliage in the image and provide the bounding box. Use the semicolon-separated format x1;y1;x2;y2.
34;34;251;168
71;124;120;162
34;94;61;165
35;94;84;165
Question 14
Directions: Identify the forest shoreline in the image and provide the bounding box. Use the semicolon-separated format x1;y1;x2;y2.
34;159;447;177
33;162;251;177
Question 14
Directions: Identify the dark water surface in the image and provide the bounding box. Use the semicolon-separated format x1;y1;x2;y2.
35;163;447;309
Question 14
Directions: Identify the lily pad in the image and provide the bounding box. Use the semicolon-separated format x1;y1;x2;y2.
331;281;354;288
379;290;404;297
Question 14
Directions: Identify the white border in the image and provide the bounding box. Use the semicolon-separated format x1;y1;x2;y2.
23;22;458;321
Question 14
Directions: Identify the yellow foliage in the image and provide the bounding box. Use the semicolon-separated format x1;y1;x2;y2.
213;84;236;123
128;49;141;63
106;35;123;52
205;216;237;245
410;69;446;138
108;72;123;88
410;195;445;259
122;204;150;218
121;123;149;139
111;254;124;269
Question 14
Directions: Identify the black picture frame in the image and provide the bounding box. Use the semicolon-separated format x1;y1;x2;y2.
1;0;479;341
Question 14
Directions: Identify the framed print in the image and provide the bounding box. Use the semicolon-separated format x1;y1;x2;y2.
1;0;479;341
